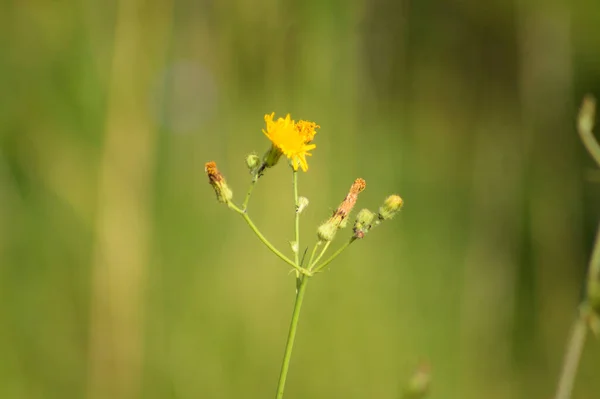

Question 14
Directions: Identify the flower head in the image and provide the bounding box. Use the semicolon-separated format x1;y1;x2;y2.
262;113;319;172
378;194;404;220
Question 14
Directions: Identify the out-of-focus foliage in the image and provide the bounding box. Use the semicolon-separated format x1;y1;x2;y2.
1;1;600;398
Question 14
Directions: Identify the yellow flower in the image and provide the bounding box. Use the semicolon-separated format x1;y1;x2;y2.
262;113;319;172
295;120;320;143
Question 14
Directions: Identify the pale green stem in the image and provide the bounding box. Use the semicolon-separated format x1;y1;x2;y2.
312;237;357;274
307;241;322;271
553;97;600;399
293;170;300;266
554;312;588;399
228;203;310;276
276;275;309;399
242;174;259;211
309;241;331;270
578;95;600;168
587;223;600;296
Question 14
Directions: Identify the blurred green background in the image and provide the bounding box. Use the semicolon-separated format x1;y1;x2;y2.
1;0;600;398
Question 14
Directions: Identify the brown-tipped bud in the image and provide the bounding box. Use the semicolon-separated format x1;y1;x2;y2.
353;208;375;238
333;178;366;222
317;178;366;241
579;95;596;134
245;153;261;171
403;363;431;398
296;196;309;214
205;161;233;203
378;194;404;220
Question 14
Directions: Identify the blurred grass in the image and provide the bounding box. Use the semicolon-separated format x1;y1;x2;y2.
1;0;600;398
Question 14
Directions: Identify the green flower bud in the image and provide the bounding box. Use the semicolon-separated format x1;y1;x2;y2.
245;153;261;171
317;220;338;242
378;194;404;220
353;208;375;238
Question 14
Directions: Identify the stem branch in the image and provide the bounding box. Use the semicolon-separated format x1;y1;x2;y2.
312;237;357;274
229;203;311;276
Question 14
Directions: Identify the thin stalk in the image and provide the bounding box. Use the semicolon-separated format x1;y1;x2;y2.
586;223;600;298
554;313;588;399
578;95;600;168
307;241;322;271
276;275;309;399
312;237;356;274
553;95;600;399
229;203;311;276
309;241;331;270
293;170;300;266
242;175;258;211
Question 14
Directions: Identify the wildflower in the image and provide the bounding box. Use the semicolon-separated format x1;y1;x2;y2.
262;113;319;172
205;161;233;203
317;178;366;242
378;194;403;220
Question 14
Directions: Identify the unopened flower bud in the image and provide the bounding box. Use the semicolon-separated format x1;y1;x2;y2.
245;153;261;171
262;145;283;169
205;161;233;203
353;208;375;238
316;178;367;241
317;220;338;242
378;194;403;220
296;196;309;214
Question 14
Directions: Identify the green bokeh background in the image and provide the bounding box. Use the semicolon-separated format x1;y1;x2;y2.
1;1;600;398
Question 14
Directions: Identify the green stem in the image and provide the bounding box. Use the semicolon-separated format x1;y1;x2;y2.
578;95;600;168
276;275;309;399
229;203;311;276
242;175;258;211
307;242;322;271
293;171;300;266
312;237;357;274
554;311;588;399
309;241;331;270
586;223;600;301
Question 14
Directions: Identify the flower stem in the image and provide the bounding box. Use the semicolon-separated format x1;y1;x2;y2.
293;170;300;266
312;237;357;274
554;310;588;399
577;95;600;168
309;241;331;270
228;203;311;276
242;174;258;211
307;241;322;270
276;275;309;399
